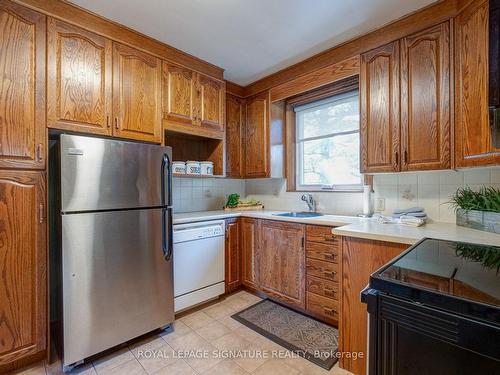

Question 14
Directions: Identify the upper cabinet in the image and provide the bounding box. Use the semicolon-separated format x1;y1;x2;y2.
162;62;197;126
361;21;452;173
401;22;451;170
0;1;46;169
226;94;245;178
244;92;270;177
198;74;225;131
360;41;400;173
113;43;162;143
47;19;112;136
455;0;500;167
163;64;225;138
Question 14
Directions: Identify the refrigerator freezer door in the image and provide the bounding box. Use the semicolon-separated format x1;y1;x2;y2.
61;208;174;366
60;134;171;212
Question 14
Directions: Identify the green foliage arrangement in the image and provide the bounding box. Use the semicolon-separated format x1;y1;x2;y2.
226;193;240;208
449;187;500;213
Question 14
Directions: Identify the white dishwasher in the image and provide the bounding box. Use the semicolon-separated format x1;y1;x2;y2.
173;220;225;312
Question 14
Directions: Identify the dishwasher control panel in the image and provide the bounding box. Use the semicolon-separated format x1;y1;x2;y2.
173;220;225;243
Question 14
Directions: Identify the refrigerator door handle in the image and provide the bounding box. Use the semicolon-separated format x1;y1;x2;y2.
162;208;173;261
161;153;172;207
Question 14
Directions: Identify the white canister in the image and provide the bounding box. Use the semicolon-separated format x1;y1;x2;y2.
186;161;201;175
200;161;214;175
172;161;186;174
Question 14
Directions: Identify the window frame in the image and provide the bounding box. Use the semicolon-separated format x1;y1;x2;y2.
285;76;366;192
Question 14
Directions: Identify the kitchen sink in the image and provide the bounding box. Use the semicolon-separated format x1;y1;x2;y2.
273;212;324;218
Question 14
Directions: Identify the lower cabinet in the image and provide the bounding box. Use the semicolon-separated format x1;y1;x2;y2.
0;171;46;369
240;217;259;288
259;220;305;309
225;218;241;293
339;236;408;375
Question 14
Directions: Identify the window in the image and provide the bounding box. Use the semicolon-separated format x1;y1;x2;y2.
294;90;361;191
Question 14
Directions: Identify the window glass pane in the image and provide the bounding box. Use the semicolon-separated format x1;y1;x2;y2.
300;133;361;186
297;93;359;140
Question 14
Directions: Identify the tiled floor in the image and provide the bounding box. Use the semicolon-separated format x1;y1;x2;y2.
13;291;352;375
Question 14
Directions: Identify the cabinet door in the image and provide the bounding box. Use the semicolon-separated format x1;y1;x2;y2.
0;1;45;169
113;43;162;143
241;218;259;288
259;220;305;308
226;94;245;178
360;41;400;173
197;74;224;131
47;18;112;135
455;0;500;166
225;218;241;293
162;62;197;126
0;171;46;366
401;22;451;170
244;92;270;178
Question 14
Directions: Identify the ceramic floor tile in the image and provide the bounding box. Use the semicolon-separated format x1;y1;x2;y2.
13;362;47;375
135;343;178;374
202;302;235;320
150;360;196;375
95;358;145;375
168;331;209;352
222;296;254;312
202;360;249;375
232;345;270;373
160;320;193;345
218;315;245;331
92;347;135;373
184;342;222;373
212;332;251;351
180;311;215;330
196;319;232;341
252;359;300;375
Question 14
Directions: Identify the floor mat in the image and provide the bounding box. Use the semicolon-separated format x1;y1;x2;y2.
232;299;339;370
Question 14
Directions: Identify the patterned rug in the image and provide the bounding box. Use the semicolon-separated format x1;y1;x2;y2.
232;299;339;370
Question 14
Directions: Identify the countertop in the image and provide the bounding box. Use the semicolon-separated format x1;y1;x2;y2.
172;210;500;247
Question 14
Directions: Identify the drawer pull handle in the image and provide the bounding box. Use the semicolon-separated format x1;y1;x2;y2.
325;254;336;260
324;271;337;278
322;306;337;315
324;288;336;296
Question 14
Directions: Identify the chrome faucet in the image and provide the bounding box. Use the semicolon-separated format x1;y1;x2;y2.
301;193;316;212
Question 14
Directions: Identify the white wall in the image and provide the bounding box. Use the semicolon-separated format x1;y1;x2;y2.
373;167;500;223
245;178;363;215
172;177;245;213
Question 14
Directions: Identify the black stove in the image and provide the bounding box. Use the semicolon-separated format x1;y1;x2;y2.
362;238;500;375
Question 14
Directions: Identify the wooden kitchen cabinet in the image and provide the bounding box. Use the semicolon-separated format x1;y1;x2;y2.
225;94;245;178
47;18;112;136
340;236;408;375
113;42;162;143
225;218;241;293
163;64;225;137
360;41;400;173
0;171;46;368
455;0;500;167
244;91;270;178
259;220;305;308
400;22;451;170
0;1;46;170
240;217;259;288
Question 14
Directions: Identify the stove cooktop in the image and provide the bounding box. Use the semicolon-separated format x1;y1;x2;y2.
376;238;500;308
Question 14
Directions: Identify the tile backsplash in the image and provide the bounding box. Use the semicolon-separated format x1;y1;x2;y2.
245;178;364;216
373;167;500;223
172;177;245;213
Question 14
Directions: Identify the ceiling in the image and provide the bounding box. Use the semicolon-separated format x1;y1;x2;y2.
71;0;437;85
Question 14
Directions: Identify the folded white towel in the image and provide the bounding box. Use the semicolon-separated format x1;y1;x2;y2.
399;215;425;227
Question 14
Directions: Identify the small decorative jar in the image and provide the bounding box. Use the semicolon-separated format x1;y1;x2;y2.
200;161;214;175
186;161;201;175
172;161;186;174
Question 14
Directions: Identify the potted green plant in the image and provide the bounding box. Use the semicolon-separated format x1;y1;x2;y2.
449;187;500;234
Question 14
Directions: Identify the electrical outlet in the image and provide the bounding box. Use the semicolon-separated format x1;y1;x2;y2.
375;198;385;212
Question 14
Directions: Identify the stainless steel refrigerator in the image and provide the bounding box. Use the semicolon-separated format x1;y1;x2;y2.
54;134;174;369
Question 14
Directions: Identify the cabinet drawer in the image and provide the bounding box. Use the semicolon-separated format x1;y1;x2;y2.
306;258;339;282
306;241;339;263
307;292;339;324
306;225;338;244
306;276;340;301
